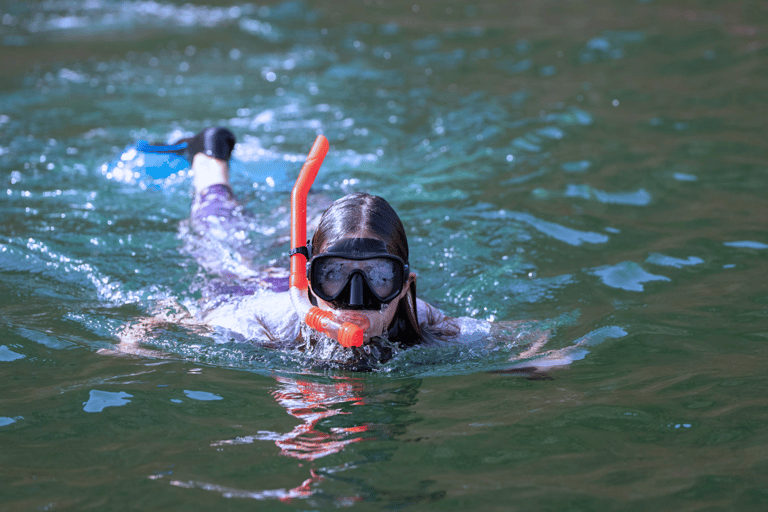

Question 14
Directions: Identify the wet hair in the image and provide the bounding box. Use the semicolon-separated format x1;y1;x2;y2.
310;193;422;345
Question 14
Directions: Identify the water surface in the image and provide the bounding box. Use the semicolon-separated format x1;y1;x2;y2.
2;0;768;509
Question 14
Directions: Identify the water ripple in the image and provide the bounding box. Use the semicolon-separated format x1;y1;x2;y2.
590;262;671;292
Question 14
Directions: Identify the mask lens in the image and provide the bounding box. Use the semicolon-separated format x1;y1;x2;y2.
361;258;398;298
311;255;404;305
314;258;354;297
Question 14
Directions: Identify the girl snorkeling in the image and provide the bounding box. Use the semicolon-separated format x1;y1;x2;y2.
117;127;548;370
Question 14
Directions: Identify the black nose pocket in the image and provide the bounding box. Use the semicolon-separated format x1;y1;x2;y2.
348;273;364;307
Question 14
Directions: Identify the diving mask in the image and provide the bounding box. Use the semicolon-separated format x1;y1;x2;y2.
308;238;409;310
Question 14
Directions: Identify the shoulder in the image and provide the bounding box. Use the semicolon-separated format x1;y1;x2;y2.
415;298;491;342
202;291;300;342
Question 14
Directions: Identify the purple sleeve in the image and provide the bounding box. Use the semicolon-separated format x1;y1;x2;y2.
191;184;240;220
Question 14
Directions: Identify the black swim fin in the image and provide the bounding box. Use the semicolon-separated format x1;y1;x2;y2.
135;127;236;162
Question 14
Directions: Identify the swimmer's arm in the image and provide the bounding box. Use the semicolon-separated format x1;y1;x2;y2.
417;299;534;342
105;300;213;358
490;322;612;377
489;321;550;357
416;299;462;339
201;292;303;348
417;299;552;364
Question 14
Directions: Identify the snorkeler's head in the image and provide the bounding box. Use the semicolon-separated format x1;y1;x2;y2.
308;193;421;343
311;193;409;263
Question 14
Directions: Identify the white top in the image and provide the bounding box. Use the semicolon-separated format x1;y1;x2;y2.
199;290;491;345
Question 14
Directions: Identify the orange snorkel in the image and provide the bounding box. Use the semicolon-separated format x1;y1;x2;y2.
290;135;327;292
289;135;366;348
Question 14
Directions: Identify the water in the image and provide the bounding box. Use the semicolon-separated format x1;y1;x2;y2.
2;0;768;509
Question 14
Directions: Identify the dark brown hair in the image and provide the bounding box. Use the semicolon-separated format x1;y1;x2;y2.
311;193;422;345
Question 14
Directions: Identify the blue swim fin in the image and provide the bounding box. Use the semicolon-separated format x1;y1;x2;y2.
132;127;236;180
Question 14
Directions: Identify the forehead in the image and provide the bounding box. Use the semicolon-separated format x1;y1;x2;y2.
324;237;389;256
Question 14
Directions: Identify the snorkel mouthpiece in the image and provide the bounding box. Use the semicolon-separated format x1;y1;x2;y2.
289;135;365;348
305;309;367;348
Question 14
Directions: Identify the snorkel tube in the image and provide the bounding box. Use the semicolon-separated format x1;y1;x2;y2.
290;135;367;348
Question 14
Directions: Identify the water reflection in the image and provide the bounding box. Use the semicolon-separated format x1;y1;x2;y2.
168;471;330;504
194;375;434;506
269;375;370;460
194;374;374;504
212;375;370;461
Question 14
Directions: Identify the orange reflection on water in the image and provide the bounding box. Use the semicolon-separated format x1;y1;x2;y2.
206;374;371;503
271;375;371;461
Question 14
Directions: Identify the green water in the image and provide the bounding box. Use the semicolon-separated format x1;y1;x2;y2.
2;0;768;509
